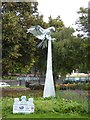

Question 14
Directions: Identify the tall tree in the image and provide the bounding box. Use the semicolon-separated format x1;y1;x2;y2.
2;2;47;75
52;27;89;76
76;6;89;72
88;2;90;37
76;7;88;38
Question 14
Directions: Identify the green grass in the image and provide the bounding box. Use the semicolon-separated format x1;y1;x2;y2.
8;86;26;88
6;113;89;118
1;89;89;119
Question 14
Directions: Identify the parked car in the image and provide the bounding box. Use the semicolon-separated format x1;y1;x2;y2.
0;82;10;87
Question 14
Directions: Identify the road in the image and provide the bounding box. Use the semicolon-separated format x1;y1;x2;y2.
1;78;62;86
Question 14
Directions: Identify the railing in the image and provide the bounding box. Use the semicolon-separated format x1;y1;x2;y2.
17;76;39;81
17;76;40;86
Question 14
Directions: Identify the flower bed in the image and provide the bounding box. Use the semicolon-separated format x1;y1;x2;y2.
56;83;90;90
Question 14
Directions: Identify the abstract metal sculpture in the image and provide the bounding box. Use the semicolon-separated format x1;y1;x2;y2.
27;25;55;98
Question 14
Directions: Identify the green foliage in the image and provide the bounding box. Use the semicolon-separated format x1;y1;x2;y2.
48;15;64;31
2;97;13;118
35;97;84;113
76;7;88;38
52;27;89;75
2;2;48;75
2;96;88;118
2;75;17;80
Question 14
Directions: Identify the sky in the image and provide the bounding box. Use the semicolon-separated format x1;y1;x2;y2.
37;0;89;27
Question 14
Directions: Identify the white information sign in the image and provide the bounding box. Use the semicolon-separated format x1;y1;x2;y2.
13;96;34;114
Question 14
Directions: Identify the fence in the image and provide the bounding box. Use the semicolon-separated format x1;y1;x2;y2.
17;76;40;86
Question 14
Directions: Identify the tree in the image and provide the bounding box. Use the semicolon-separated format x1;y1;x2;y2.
75;7;88;38
88;2;90;37
48;15;64;31
75;6;89;72
2;2;47;75
52;27;89;76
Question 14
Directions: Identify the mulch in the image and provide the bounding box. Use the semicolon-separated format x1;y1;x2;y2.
0;87;43;97
1;87;31;92
0;88;30;97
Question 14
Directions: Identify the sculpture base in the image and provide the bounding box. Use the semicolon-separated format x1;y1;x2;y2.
43;70;55;98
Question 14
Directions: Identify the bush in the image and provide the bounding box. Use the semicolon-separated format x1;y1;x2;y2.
29;84;44;90
2;76;17;80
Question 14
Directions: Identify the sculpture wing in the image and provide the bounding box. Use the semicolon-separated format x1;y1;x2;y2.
27;25;45;40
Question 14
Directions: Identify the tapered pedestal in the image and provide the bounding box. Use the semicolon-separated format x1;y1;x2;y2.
43;39;55;98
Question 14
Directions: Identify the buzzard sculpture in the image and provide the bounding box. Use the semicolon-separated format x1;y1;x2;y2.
27;25;55;48
27;25;56;98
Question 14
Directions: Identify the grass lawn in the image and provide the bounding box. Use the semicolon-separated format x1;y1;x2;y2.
6;113;89;118
1;88;89;119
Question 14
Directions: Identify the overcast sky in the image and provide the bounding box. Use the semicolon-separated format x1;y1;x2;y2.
37;0;89;27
